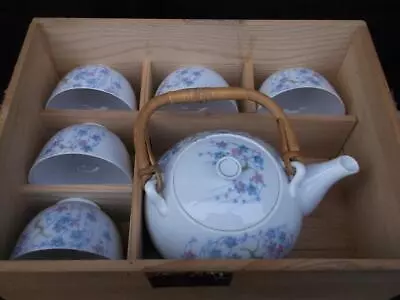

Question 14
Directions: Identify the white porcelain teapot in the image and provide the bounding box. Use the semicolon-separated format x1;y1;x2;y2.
134;87;360;259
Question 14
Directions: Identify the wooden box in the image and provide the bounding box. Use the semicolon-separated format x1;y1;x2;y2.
1;18;400;299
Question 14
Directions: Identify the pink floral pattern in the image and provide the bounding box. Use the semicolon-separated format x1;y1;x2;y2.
198;139;266;204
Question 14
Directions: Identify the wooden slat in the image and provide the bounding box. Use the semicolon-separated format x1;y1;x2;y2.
128;61;153;260
127;58;154;260
0;256;400;273
1;272;400;300
337;25;400;258
148;112;357;159
41;110;136;130
0;267;150;300
139;59;153;109
0;21;59;258
231;271;400;299
2;258;399;300
119;221;131;259
239;58;256;112
38;19;360;77
128;156;143;260
136;258;400;273
21;184;132;220
1;270;400;299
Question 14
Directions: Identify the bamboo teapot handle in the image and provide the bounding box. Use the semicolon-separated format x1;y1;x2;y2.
134;87;302;191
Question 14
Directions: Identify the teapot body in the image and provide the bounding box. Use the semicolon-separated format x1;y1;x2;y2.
144;131;303;259
145;179;302;259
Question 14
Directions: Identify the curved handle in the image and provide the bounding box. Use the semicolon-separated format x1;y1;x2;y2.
134;87;302;192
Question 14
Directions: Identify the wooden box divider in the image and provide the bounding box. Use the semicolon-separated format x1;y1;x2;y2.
128;58;154;260
20;184;132;219
0;23;59;260
139;59;153;109
337;25;400;258
240;58;256;112
129;156;143;260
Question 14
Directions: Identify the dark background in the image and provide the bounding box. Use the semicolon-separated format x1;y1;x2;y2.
0;1;398;106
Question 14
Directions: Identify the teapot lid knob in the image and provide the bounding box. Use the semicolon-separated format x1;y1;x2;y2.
216;156;242;180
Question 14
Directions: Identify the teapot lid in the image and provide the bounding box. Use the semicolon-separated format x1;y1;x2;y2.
171;132;282;231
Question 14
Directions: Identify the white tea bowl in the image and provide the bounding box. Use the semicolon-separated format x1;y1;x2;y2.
155;65;238;113
10;198;123;260
258;67;345;115
46;64;136;110
28;123;132;185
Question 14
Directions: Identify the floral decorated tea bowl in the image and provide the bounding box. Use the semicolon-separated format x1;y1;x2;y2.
28;123;132;185
10;198;123;260
45;64;136;110
258;67;345;115
155;66;238;113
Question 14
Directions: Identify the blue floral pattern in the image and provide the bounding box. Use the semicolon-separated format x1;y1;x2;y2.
158;130;263;170
157;131;275;205
182;225;294;259
154;66;238;112
51;65;125;98
155;67;206;96
197;139;267;204
261;67;338;98
11;200;122;260
38;124;106;159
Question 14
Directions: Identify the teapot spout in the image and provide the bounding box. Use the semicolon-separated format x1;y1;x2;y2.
297;155;359;216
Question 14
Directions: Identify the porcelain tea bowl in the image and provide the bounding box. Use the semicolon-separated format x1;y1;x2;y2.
10;198;123;260
258;67;345;115
155;65;238;113
45;64;136;110
28;123;132;185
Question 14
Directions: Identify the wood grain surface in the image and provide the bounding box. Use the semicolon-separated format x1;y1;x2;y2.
37;19;361;75
0;22;59;258
337;25;400;258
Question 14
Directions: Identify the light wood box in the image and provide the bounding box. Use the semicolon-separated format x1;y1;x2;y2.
1;18;400;300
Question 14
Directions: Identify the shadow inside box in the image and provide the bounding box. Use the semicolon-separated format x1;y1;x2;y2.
141;221;234;288
141;220;163;259
146;271;233;288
